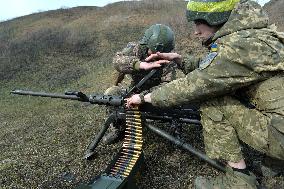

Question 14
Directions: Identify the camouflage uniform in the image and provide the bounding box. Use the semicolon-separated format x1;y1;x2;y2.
150;1;284;162
105;41;176;96
103;23;176;144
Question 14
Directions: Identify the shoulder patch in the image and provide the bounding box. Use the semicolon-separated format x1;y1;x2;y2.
198;52;218;70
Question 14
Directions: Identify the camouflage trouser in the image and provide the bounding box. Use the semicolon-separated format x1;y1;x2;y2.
104;86;126;131
104;85;126;114
104;86;125;96
200;96;284;162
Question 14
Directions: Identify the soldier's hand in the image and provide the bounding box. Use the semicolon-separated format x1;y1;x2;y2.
139;61;163;70
126;94;141;108
146;52;181;62
126;93;152;108
145;53;159;61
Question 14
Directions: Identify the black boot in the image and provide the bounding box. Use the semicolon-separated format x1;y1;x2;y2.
261;156;284;177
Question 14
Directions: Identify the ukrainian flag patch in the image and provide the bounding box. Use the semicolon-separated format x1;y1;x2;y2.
211;43;218;52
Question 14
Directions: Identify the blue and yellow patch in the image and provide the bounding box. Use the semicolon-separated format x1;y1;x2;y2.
211;43;218;52
198;43;218;70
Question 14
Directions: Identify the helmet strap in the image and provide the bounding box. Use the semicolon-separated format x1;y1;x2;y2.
155;43;164;53
202;35;215;47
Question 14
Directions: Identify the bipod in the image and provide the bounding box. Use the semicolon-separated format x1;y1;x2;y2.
145;123;226;172
84;113;117;160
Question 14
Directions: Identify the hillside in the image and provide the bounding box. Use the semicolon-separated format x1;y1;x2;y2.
0;1;198;85
0;1;204;189
0;0;283;189
263;0;284;31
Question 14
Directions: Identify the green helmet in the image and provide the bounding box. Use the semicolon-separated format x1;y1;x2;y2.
140;24;175;53
186;0;240;26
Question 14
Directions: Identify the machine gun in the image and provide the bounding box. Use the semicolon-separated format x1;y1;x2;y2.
11;69;225;189
10;89;202;155
11;89;225;188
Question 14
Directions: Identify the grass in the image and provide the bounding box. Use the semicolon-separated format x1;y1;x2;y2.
0;0;283;188
0;63;114;188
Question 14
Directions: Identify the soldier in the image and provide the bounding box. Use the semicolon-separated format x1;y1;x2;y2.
103;24;176;144
127;0;284;188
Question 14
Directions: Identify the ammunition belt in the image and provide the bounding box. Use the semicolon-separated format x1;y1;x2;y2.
109;108;143;178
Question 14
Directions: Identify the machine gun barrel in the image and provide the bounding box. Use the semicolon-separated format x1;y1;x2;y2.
11;89;87;101
11;90;124;106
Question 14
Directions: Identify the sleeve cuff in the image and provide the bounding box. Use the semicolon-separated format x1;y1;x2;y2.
133;61;140;71
150;89;163;107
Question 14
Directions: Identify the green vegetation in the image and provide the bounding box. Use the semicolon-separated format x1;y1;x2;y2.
0;1;201;188
0;1;283;188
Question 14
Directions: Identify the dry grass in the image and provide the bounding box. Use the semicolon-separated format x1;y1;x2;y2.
0;0;283;188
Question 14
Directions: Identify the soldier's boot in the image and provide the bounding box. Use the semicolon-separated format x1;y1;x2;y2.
102;123;125;145
261;156;284;177
195;167;258;189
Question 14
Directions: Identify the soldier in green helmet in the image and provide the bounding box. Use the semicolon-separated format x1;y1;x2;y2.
102;24;176;144
127;0;284;188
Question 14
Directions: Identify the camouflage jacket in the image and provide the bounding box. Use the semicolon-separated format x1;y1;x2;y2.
113;42;176;92
151;0;284;116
